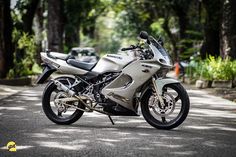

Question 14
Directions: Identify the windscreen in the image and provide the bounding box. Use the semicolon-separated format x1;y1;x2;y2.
149;36;172;66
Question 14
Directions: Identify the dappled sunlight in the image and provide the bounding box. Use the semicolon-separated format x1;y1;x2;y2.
137;147;154;150
83;112;107;118
0;86;236;156
97;141;115;147
190;108;236;118
185;125;236;132
0;106;26;111
0;145;34;150
48;128;92;134
203;141;217;147
35;141;85;150
137;133;151;136
126;119;146;123
18;95;40;101
153;143;183;148
27;133;70;139
98;138;120;142
161;136;183;140
116;132;131;136
170;151;197;156
34;103;42;106
185;125;213;130
101;127;118;131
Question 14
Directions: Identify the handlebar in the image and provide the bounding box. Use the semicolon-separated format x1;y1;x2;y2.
121;45;144;51
121;47;134;51
121;45;137;51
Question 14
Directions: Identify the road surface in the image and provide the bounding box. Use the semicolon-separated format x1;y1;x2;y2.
0;84;236;157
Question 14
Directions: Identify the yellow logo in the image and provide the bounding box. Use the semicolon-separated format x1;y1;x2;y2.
7;141;16;152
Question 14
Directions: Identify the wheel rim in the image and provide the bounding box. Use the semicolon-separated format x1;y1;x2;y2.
48;88;78;120
147;86;183;124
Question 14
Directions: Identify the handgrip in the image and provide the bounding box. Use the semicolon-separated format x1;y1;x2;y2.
121;45;136;51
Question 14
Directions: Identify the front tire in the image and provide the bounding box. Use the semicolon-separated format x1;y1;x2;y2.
42;78;85;125
141;83;189;130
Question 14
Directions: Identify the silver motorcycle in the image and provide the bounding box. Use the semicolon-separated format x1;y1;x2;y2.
36;31;190;130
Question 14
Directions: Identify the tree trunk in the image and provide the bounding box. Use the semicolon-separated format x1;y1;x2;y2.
171;0;190;55
35;0;45;64
220;0;236;59
82;18;96;39
200;0;221;59
162;17;178;61
47;0;64;52
22;0;40;34
0;0;13;78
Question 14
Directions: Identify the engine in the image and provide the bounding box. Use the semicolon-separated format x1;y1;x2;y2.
93;72;120;103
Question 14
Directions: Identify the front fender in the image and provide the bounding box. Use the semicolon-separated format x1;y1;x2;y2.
140;78;179;99
155;78;179;95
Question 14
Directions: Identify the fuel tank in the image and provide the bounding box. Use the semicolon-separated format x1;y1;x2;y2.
92;53;135;73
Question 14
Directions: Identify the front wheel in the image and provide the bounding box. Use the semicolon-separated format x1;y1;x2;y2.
141;83;189;130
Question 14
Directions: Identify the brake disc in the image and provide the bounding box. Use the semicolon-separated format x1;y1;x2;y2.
148;92;176;117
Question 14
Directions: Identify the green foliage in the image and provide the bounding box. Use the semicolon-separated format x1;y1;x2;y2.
113;0;155;38
189;56;236;81
194;60;213;80
207;56;234;80
95;13;121;54
7;29;38;78
179;30;203;60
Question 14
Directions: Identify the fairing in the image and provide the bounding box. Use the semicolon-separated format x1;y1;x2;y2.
102;60;161;111
92;54;135;73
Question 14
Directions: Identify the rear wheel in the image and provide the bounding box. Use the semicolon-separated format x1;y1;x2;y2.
141;83;189;130
42;78;85;125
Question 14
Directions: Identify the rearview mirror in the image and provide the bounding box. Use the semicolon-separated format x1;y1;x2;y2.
139;31;149;40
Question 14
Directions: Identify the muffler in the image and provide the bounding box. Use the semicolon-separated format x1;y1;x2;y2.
53;79;87;103
53;80;76;96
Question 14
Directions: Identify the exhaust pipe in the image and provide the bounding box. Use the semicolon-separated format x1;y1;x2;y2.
53;80;76;96
53;79;94;111
53;80;87;100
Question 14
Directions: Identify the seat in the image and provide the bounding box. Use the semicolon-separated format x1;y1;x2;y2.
67;59;96;71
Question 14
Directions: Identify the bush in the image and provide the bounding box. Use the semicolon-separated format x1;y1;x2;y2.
7;29;39;79
207;56;234;80
190;56;236;81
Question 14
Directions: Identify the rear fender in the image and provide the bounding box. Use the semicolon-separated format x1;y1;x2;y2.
36;64;56;84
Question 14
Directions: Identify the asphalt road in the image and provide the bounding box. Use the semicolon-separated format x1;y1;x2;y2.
1;84;236;157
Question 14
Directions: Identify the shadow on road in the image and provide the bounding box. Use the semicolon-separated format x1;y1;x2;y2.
1;85;236;156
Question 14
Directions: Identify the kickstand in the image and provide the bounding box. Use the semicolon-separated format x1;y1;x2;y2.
108;115;115;125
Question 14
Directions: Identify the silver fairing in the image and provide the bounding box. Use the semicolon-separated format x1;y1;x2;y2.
92;54;135;73
101;59;161;111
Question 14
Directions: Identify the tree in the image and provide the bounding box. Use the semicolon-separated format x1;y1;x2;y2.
14;0;40;34
0;0;13;78
64;0;108;48
200;0;221;59
220;0;236;59
47;0;64;52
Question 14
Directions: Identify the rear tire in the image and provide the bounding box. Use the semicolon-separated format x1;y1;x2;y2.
42;78;85;125
141;83;189;130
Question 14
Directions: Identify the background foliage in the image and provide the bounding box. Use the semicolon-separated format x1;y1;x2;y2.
0;0;235;79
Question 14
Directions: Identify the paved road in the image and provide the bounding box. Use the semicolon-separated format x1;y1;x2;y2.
1;84;236;157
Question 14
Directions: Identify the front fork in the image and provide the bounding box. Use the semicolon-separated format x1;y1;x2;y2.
152;77;165;107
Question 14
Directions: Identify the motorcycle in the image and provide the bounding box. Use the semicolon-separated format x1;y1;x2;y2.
36;31;190;130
